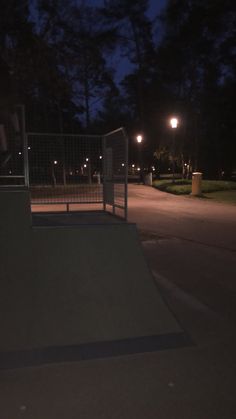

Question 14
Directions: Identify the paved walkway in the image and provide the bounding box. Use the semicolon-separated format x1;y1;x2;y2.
128;185;236;321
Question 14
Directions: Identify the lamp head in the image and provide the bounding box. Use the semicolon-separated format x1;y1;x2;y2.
170;118;178;129
136;135;143;143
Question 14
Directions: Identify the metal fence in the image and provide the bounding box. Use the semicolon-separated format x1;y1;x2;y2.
103;128;128;219
0;104;26;187
27;128;128;219
27;133;103;206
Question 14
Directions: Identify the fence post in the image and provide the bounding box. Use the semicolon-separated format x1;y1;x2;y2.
122;127;128;221
102;135;106;212
19;105;29;188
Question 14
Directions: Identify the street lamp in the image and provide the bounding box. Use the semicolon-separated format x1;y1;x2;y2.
136;135;143;179
136;134;143;143
169;117;179;182
170;118;178;129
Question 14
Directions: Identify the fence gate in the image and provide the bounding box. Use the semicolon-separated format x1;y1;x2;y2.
27;128;128;219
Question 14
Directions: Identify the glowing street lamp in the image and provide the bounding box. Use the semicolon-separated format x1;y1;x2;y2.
136;134;143;143
170;117;178;129
169;117;179;182
136;135;143;176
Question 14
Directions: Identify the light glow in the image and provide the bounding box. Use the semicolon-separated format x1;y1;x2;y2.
136;135;143;143
170;118;178;129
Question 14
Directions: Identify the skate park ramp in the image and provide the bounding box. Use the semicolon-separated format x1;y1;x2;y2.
0;190;191;369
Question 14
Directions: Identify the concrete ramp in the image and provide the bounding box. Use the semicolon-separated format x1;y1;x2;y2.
0;190;190;367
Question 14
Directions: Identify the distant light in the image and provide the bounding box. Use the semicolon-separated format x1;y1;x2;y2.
170;117;178;129
9;170;12;174
18;151;22;155
86;158;89;162
69;171;73;175
121;163;125;167
152;166;155;171
84;164;87;168
132;164;135;168
54;160;58;165
28;146;31;150
137;167;141;171
184;163;187;167
136;135;143;143
99;155;102;159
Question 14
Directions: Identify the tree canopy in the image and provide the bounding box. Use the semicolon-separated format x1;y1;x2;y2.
0;0;235;176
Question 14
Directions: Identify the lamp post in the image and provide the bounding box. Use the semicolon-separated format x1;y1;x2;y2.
136;134;143;183
51;160;58;186
136;134;143;166
169;117;179;183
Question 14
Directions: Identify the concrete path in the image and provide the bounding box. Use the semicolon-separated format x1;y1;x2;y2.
128;184;236;250
128;184;236;321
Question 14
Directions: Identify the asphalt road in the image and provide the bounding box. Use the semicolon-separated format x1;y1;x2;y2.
128;184;236;323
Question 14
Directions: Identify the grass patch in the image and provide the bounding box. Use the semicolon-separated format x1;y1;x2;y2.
153;179;191;195
153;179;236;195
204;190;236;205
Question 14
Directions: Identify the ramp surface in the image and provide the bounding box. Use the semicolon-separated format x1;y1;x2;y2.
0;191;189;367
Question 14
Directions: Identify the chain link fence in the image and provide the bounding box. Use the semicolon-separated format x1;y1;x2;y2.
0;110;128;220
27;128;128;219
28;133;103;205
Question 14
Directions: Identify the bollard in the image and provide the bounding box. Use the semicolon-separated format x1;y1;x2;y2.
192;172;202;195
144;172;152;186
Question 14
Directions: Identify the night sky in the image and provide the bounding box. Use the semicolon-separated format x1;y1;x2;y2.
87;0;167;17
87;0;167;82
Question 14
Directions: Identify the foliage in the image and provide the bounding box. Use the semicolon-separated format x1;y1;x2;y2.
153;179;236;195
0;0;235;177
